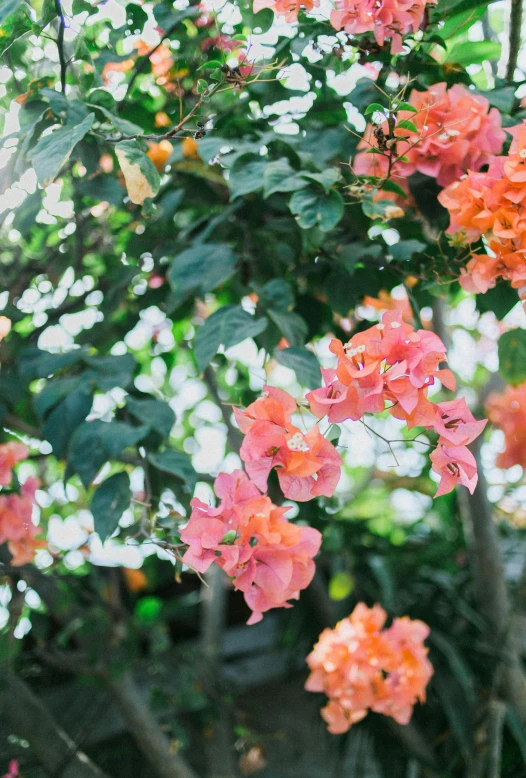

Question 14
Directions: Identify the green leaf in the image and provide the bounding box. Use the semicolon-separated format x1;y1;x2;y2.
0;3;31;54
115;140;160;205
194;305;268;371
19;348;83;381
301;168;340;193
263;158;306;198
439;5;487;39
0;0;24;24
364;103;386;115
126;396;175;439
498;329;526;385
29;113;95;186
445;40;501;65
394;101;418;113
381;179;408;198
125;2;147;34
274;347;321;387
91;472;131;541
289;188;344;232
229;155;267;200
148;449;197;492
476;86;516;114
87;104;142;136
267;309;307;347
168;244;237;301
396;119;418;133
389;239;427;260
82;354;136;391
68;420;147;487
258;279;295;311
42;384;93;458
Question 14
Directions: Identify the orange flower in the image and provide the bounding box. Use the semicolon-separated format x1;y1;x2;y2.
306;603;433;733
181;137;200;159
147;140;173;171
486;381;526;469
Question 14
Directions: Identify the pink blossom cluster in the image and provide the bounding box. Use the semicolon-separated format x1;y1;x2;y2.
354;83;506;193
234;386;342;502
330;0;435;54
306;309;486;496
180;470;321;624
305;603;433;733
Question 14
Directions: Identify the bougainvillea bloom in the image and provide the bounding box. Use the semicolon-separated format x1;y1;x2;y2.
307;309;455;424
486;382;526;469
330;0;434;53
253;0;319;23
439;122;526;299
234;387;342;501
0;476;42;566
355;83;505;189
180;470;321;624
429;444;478;497
0;441;29;487
305;603;433;733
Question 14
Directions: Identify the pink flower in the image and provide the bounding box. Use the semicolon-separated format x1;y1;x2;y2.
0;476;42;566
306;604;433;733
330;0;435;54
433;398;487;447
0;441;29;487
2;761;20;778
234;387;342;501
355;83;505;190
430;444;478;497
181;470;321;624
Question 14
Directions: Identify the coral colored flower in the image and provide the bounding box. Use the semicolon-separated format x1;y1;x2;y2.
439;122;526;301
0;476;43;566
362;290;413;323
180;470;321;624
0;441;28;487
234;387;342;501
433;398;487;447
486;382;526;469
430;444;478;497
330;0;435;54
305;603;433;733
308;310;455;425
253;0;319;23
355;83;505;191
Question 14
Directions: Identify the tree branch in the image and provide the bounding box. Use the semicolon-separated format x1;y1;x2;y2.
54;0;68;93
104;671;199;778
199;565;238;778
506;0;523;81
0;672;110;778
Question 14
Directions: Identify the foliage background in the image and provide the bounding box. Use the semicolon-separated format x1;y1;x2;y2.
1;0;526;775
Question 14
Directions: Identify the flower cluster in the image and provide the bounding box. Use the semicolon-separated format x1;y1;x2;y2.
0;476;42;566
330;0;434;54
486;382;526;469
439;122;526;298
180;470;321;624
306;310;486;496
234;386;342;502
305;603;433;733
354;83;505;192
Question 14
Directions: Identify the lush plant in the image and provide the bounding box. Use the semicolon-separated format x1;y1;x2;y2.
1;0;526;775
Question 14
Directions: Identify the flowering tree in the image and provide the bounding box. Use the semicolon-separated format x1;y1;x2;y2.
1;0;526;774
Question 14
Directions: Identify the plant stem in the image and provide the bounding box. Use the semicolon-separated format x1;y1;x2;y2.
506;0;523;81
55;0;67;93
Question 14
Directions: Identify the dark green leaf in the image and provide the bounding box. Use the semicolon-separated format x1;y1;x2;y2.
148;449;197;492
289;188;344;232
498;329;526;385
126;397;175;439
29;113;95;186
91;472;131;540
168;244;237;301
274;347;321;387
